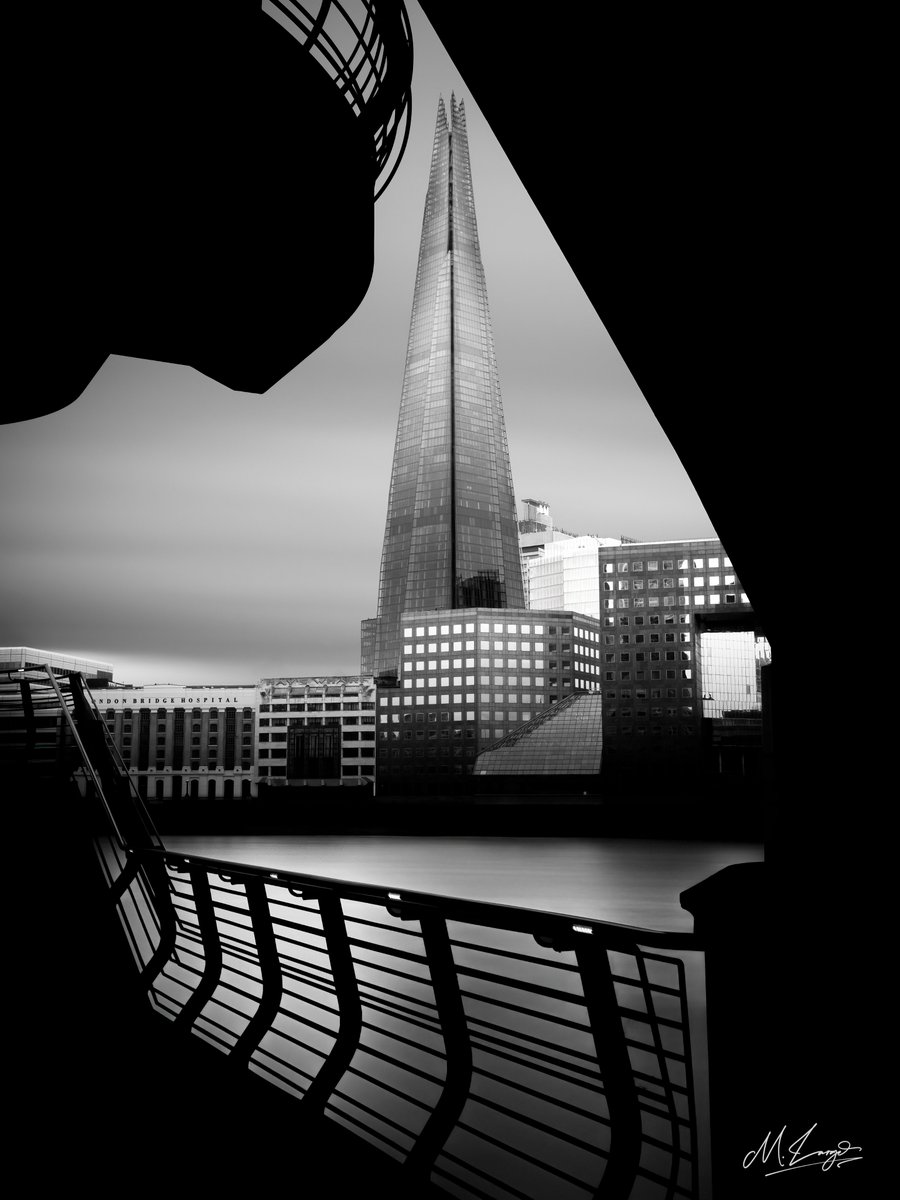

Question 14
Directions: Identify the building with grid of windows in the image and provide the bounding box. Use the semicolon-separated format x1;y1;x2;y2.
362;95;525;682
594;538;767;782
89;684;257;801
375;608;602;792
256;676;376;789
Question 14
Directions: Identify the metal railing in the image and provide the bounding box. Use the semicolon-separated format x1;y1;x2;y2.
262;0;413;199
93;832;704;1200
3;666;706;1199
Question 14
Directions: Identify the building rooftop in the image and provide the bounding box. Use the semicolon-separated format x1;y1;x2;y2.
0;646;114;680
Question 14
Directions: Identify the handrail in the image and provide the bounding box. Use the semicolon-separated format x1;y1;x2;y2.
102;841;703;1198
148;847;701;953
39;665;127;844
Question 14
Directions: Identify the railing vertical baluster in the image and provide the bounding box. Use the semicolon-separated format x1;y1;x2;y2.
404;913;473;1179
175;866;224;1033
574;942;643;1200
108;850;141;902
20;678;35;763
299;893;363;1114
137;855;180;987
230;875;283;1069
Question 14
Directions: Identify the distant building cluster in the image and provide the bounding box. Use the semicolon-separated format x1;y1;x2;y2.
6;98;771;803
85;676;376;801
517;530;768;782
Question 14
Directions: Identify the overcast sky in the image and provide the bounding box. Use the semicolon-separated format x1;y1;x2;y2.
0;3;717;685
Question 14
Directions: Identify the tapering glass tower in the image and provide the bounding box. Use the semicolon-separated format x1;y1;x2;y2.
364;95;524;680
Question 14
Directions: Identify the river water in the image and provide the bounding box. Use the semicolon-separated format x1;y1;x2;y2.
162;834;763;933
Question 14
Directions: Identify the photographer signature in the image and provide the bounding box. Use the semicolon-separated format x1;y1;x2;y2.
743;1124;862;1176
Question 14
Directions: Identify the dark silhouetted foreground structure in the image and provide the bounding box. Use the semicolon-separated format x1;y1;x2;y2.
9;1;412;421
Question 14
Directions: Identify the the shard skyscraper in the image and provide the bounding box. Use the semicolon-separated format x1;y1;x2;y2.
363;95;525;681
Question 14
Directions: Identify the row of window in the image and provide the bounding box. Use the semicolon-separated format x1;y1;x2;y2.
259;702;374;713
105;708;253;718
604;614;691;628
607;707;694;719
604;575;736;591
257;749;374;759
257;766;368;777
403;622;572;637
612;726;696;736
403;658;573;674
603;555;732;573
403;677;550;691
380;728;478;741
144;761;253;770
605;687;692;700
605;669;693;680
405;640;564;655
603;594;746;609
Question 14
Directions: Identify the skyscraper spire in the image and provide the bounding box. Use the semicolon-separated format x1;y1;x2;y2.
363;96;524;679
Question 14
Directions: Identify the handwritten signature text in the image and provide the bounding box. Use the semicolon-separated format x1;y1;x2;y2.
743;1124;862;1176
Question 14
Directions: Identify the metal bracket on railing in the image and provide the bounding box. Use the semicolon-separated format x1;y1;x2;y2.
533;922;601;954
385;890;423;920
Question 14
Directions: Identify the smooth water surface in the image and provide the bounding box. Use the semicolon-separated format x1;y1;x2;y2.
162;835;763;933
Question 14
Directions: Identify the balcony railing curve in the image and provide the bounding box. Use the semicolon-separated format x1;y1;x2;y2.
2;665;707;1200
263;0;413;199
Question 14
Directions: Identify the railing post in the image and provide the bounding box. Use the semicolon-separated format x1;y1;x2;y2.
299;893;363;1114
680;861;768;1199
404;913;473;1180
230;874;283;1069
574;942;642;1200
175;865;224;1033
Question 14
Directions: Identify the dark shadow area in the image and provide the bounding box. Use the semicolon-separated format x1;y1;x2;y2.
7;3;411;419
149;792;763;842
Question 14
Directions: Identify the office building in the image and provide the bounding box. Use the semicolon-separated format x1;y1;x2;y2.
362;95;524;682
89;682;258;801
518;507;622;615
594;538;767;780
524;534;616;619
375;607;601;791
518;522;771;779
88;674;379;800
256;675;376;788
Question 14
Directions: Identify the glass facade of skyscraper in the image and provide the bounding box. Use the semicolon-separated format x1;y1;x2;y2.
474;692;604;778
364;96;523;681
